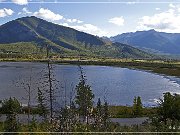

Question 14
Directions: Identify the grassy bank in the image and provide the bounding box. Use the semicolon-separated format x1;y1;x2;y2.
109;106;157;118
54;58;180;77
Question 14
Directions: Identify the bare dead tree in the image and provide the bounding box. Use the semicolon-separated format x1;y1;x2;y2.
15;67;36;126
27;68;32;124
46;45;54;124
44;42;60;125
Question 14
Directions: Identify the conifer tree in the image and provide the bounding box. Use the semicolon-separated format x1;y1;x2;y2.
96;98;102;120
102;101;109;129
136;96;143;116
95;98;103;130
2;97;21;132
75;66;94;124
133;96;137;116
133;96;143;117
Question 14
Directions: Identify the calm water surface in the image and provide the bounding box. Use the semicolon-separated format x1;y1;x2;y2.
0;62;179;106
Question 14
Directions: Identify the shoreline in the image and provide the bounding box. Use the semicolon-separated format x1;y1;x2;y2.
0;58;179;77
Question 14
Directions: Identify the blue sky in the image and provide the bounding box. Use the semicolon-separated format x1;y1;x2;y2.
1;0;180;37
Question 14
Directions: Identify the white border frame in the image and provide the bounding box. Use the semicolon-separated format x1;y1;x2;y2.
0;0;180;134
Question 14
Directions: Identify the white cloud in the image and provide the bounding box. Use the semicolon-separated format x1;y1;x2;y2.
0;8;14;17
0;6;105;36
169;3;175;8
137;5;180;33
32;8;106;36
12;0;28;5
77;20;83;24
66;18;83;24
155;8;160;11
17;7;105;36
60;23;69;27
22;7;31;14
18;7;32;15
60;23;107;37
33;8;63;21
108;17;124;26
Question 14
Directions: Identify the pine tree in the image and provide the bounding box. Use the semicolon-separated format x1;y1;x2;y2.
2;97;21;132
102;101;109;129
133;96;137;116
136;96;143;116
133;96;143;117
95;98;103;130
157;92;180;128
97;98;102;120
75;66;94;124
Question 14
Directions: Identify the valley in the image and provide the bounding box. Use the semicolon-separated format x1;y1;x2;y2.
0;15;179;133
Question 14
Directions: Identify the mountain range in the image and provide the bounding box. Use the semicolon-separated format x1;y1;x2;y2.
110;29;180;55
0;16;154;59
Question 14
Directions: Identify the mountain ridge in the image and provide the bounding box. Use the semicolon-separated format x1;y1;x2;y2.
0;16;154;59
110;29;180;54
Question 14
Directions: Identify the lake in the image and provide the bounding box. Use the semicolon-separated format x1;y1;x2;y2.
0;62;179;106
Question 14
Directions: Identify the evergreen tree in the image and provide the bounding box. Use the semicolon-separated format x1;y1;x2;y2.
95;99;110;131
133;96;143;117
75;66;94;124
96;98;102;120
95;98;103;130
2;97;21;132
156;92;180;130
102;101;109;129
136;96;143;116
133;96;137;116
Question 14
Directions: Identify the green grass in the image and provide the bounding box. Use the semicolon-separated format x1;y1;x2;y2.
0;42;41;54
109;106;157;118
